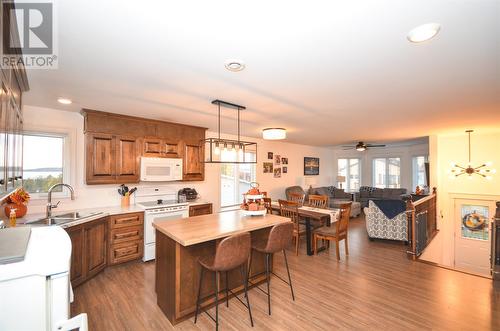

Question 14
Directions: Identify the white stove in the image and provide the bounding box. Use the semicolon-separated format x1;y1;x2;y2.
136;188;190;261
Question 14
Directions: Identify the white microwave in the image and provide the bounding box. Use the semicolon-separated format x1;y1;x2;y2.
140;157;183;181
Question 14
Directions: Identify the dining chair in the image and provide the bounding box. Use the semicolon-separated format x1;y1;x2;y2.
263;197;273;215
278;199;306;255
307;194;329;209
312;202;352;260
288;192;305;206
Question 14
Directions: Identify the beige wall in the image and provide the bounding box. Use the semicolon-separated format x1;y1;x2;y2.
22;106;334;214
421;130;500;266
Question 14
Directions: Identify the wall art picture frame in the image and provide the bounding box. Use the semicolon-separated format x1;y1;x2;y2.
281;157;288;165
274;154;281;165
304;157;319;175
274;167;281;178
263;162;273;173
268;152;273;160
283;166;288;174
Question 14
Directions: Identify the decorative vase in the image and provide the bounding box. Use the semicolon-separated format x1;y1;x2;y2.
4;203;28;218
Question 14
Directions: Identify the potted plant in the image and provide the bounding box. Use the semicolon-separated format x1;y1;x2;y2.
4;188;30;218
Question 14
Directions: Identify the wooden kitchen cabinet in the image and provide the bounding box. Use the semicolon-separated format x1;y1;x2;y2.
82;109;206;184
108;212;144;266
189;203;213;217
85;133;139;184
65;216;108;287
143;137;180;158
183;143;204;181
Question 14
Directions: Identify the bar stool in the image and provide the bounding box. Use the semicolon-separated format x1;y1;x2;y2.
194;232;253;330
248;222;295;315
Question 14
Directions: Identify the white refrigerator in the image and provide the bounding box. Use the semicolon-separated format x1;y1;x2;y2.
0;226;87;331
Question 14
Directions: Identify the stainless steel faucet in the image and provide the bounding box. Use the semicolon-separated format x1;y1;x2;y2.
46;183;75;218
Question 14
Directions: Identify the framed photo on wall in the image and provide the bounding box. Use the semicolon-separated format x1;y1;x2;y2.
304;157;319;175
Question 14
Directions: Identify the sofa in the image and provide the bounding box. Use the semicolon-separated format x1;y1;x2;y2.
357;186;408;209
285;185;361;217
364;200;408;242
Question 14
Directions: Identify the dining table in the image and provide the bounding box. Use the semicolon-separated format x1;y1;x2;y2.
270;202;340;255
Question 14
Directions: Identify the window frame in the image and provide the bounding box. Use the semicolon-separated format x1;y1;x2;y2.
22;130;71;200
220;152;257;209
372;157;401;189
412;155;428;189
337;158;361;192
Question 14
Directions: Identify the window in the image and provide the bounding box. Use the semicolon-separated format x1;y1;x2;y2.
412;156;428;189
372;157;401;188
23;133;66;195
220;151;256;208
337;158;361;191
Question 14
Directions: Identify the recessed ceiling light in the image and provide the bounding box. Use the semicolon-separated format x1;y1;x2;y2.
57;98;72;105
262;128;286;140
225;59;245;72
407;23;441;43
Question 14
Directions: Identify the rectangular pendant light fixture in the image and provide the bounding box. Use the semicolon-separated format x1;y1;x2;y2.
203;99;257;164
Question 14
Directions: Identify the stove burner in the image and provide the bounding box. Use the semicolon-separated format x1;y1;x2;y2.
157;199;163;204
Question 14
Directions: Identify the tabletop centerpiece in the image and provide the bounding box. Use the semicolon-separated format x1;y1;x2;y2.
240;182;267;216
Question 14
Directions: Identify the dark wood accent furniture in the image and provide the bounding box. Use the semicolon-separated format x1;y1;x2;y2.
81;109;207;184
313;202;352;260
65;216;108;287
153;211;291;325
189;203;213;217
278;200;306;255
108;212;144;265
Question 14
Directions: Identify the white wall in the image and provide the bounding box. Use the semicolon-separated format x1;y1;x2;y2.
331;141;429;191
420;131;500;267
22;106;334;214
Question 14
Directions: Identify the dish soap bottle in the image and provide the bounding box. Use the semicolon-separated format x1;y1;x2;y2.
9;208;17;227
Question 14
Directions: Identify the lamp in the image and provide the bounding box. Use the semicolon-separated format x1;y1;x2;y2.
262;128;286;140
204;99;257;164
304;176;317;194
448;130;496;180
336;175;346;189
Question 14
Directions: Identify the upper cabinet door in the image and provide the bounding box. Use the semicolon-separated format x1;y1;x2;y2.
86;133;116;184
143;137;163;157
183;142;204;181
115;135;139;183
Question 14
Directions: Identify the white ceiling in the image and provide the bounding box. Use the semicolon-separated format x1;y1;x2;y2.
23;0;500;146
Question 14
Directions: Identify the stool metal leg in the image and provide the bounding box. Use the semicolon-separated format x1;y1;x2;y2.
240;264;254;327
215;271;220;331
194;266;204;323
283;249;295;301
225;271;229;307
265;253;271;315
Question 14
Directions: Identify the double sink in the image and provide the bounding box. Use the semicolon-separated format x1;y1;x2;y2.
26;211;104;226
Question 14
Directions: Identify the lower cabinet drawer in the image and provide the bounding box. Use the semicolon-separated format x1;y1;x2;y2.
110;226;143;245
109;240;143;265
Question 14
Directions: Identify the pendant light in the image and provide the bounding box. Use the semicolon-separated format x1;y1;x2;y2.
449;130;495;179
203;99;257;164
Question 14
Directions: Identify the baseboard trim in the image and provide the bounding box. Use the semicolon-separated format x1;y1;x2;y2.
417;259;492;280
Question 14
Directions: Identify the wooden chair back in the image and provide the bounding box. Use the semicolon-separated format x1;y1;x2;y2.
308;194;329;209
288;192;305;206
263;197;273;214
336;202;352;236
278;199;300;229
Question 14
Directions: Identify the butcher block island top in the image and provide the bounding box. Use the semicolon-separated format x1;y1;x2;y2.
153;210;291;246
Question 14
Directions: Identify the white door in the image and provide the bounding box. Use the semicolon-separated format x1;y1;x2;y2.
454;199;494;277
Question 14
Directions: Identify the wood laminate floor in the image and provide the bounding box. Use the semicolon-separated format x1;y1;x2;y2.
71;215;500;330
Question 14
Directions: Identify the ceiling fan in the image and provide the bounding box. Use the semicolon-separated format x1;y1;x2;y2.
341;141;386;151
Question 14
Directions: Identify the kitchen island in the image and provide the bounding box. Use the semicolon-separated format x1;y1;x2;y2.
153;210;291;325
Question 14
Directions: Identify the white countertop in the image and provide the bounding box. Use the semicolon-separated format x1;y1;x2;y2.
10;200;213;228
0;227;71;281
